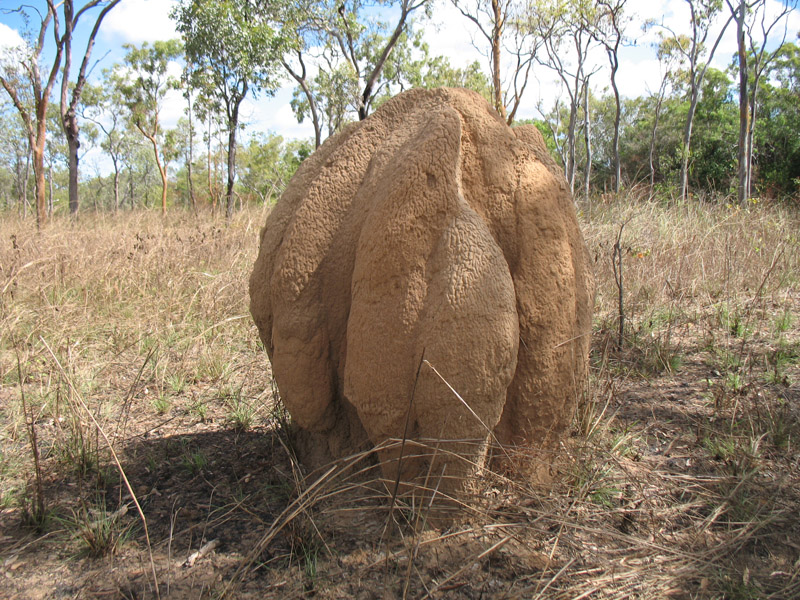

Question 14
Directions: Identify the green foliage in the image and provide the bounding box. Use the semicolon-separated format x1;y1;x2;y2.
238;133;313;204
119;40;183;135
689;68;738;194
290;63;360;138
173;0;292;113
754;43;800;197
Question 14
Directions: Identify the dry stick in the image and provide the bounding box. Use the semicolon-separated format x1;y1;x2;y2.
167;503;180;597
222;462;341;598
427;535;513;594
40;336;161;600
15;348;45;524
611;220;629;348
403;437;449;600
533;556;576;599
736;243;786;364
423;359;513;465
381;350;427;547
113;343;158;445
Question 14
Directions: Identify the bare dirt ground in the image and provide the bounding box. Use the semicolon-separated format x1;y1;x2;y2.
1;200;799;599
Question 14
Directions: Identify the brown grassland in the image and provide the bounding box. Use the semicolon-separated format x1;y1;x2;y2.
0;195;799;599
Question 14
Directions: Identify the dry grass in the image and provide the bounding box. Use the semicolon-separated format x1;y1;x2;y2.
0;197;799;599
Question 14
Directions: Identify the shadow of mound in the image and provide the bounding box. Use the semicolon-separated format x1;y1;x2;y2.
116;426;295;551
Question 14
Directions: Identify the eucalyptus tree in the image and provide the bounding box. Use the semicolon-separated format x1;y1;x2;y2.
118;40;183;215
450;0;546;123
727;0;795;202
648;35;687;197
651;0;733;201
1;3;63;227
531;0;603;195
0;106;32;213
173;0;293;219
590;0;629;194
82;72;135;211
284;0;431;147
57;0;121;215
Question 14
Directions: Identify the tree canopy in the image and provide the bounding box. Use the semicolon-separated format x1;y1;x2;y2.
1;0;799;219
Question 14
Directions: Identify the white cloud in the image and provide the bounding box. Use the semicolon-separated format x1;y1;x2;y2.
0;23;28;71
424;0;485;69
0;22;25;51
242;89;316;141
102;0;179;45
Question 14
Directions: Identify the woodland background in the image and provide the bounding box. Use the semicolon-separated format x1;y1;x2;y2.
1;0;799;226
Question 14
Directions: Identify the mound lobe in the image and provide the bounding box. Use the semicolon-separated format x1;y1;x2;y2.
249;88;594;492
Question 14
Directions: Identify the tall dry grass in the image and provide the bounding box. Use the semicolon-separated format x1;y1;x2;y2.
583;197;799;331
0;196;798;599
0;207;273;517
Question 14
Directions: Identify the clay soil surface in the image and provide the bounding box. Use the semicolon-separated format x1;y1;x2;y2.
1;201;799;599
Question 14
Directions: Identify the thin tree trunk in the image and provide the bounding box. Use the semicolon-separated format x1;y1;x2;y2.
225;119;238;220
186;86;197;214
649;85;666;199
65;128;80;214
225;91;244;220
609;54;621;194
128;165;134;208
23;153;31;218
735;0;748;205
491;0;506;120
679;88;696;202
746;98;757;199
566;88;578;194
113;158;120;211
137;124;168;215
33;110;47;228
357;0;421;120
680;9;733;202
60;0;121;215
284;56;322;148
47;161;54;217
207;118;215;213
583;79;591;201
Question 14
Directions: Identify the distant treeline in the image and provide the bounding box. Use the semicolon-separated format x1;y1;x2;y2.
1;0;798;222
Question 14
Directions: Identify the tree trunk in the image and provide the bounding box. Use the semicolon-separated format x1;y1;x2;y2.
746;95;757;199
284;57;322;148
33;107;48;228
138;124;168;215
609;53;621;194
679;94;696;202
128;165;134;208
225;98;242;220
649;83;666;199
491;0;506;120
566;84;579;195
22;153;30;218
225;125;237;220
61;0;78;215
65;116;80;215
112;158;120;211
583;79;592;200
186;88;197;214
207;118;215;212
47;162;54;217
147;135;168;214
357;0;418;120
735;0;748;205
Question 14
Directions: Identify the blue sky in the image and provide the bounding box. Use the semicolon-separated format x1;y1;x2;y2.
2;0;798;155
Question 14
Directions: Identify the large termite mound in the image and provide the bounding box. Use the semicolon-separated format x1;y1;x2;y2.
249;88;594;493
